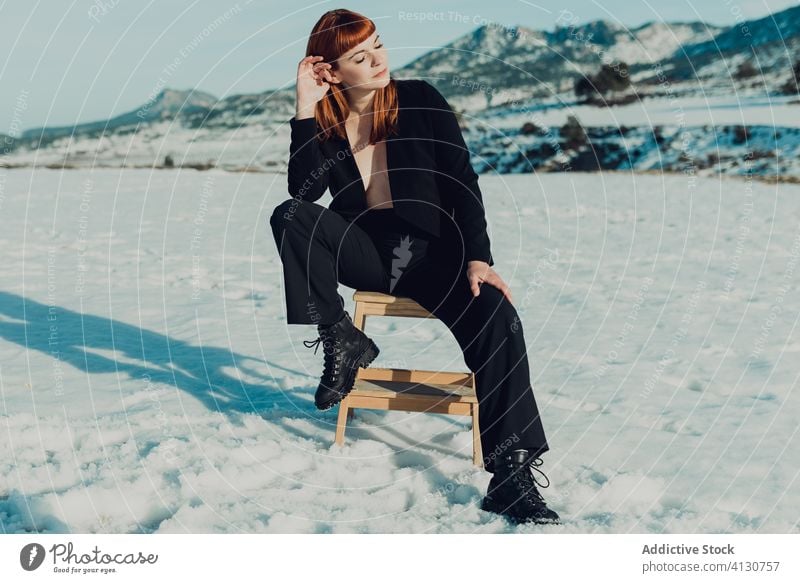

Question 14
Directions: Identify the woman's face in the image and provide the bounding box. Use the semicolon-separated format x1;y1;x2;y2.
329;31;390;91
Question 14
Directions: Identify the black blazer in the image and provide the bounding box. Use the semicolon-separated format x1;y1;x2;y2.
286;78;494;266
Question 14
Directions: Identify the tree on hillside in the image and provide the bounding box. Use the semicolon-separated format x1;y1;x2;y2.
574;62;631;102
780;59;800;95
595;63;631;94
560;115;587;150
734;61;758;79
574;75;598;100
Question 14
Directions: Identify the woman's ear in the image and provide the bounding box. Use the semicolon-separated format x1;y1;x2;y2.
327;70;342;85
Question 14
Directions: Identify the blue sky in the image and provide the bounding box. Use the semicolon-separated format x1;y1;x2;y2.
1;0;797;132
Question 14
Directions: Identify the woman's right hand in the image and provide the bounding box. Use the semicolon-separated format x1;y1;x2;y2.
296;55;333;119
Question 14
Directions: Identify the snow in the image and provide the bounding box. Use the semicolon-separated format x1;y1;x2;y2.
484;93;800;130
607;22;722;65
1;167;798;533
5;94;799;175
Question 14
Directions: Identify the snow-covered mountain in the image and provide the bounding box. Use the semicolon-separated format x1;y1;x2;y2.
1;5;799;179
656;5;800;88
683;5;800;59
16;89;219;148
397;19;724;103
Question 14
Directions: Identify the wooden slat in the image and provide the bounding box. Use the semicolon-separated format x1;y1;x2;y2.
359;303;432;319
348;378;477;403
353;290;418;304
352;291;433;318
346;394;473;415
355;367;473;387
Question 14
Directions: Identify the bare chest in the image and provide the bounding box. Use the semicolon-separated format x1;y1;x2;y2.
346;128;394;209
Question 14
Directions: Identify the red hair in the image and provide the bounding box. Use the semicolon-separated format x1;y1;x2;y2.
304;9;399;144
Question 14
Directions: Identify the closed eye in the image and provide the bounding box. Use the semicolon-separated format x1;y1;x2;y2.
357;44;383;64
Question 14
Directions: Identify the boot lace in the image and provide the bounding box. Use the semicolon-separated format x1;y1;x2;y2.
510;456;551;506
303;328;344;383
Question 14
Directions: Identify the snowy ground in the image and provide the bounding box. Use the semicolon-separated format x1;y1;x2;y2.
483;92;800;130
1;167;798;533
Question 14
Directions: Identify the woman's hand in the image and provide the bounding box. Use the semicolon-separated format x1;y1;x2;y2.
466;260;513;305
295;55;334;118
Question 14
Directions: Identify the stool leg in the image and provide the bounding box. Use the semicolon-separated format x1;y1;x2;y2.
352;301;367;331
335;400;349;446
347;407;355;420
350;299;366;405
472;404;483;467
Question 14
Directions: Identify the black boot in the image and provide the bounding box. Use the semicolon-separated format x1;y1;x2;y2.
302;311;380;411
480;449;561;525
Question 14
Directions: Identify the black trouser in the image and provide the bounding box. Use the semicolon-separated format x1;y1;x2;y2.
269;198;549;473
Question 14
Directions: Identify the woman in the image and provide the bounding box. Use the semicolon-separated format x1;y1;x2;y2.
270;8;561;525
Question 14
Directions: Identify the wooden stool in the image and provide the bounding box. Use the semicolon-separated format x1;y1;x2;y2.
334;290;483;467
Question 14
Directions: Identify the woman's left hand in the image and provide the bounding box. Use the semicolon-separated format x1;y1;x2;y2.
466;260;513;305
